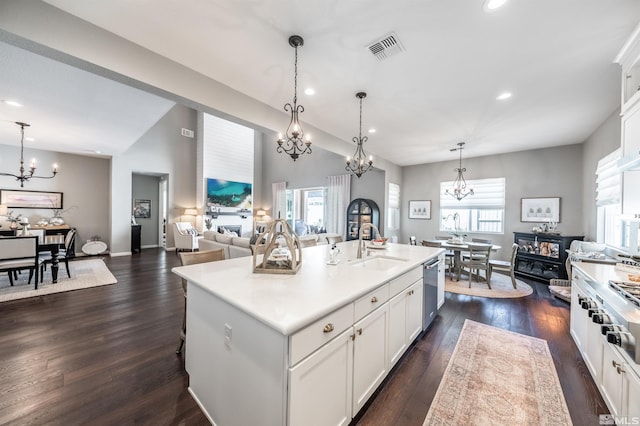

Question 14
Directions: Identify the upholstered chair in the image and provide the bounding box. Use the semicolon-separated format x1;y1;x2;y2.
173;222;199;254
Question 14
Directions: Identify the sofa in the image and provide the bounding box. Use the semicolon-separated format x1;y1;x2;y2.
198;230;343;259
199;231;252;259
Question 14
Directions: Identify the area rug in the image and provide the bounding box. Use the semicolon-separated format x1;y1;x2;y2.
423;320;572;426
0;259;117;302
445;271;533;298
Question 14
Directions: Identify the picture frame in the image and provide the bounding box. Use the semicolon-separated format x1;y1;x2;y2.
520;197;560;223
133;199;151;218
409;200;431;220
0;189;63;209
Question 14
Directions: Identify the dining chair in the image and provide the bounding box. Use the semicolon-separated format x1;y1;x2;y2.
459;243;492;288
421;240;453;274
326;235;343;245
299;238;317;248
463;238;493;261
0;236;42;287
487;243;519;289
39;228;77;282
176;248;225;355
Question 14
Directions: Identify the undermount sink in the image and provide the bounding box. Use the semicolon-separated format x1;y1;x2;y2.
350;255;409;270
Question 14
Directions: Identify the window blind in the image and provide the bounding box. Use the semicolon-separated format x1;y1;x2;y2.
596;148;621;206
440;177;505;209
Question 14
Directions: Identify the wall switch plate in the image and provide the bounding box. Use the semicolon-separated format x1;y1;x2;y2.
224;323;232;347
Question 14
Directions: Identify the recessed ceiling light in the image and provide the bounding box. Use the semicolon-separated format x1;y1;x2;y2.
368;128;376;133
496;92;512;100
304;88;315;96
2;100;23;107
483;0;508;11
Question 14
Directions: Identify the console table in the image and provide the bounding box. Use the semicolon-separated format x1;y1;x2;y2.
131;224;142;253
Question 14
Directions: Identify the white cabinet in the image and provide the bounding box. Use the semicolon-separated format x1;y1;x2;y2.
437;253;445;309
601;342;627;418
388;279;423;367
585;319;604;384
289;328;354;426
601;341;640;421
570;271;587;351
352;305;389;413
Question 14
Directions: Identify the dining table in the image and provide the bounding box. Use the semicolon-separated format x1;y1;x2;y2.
427;239;502;281
38;234;65;284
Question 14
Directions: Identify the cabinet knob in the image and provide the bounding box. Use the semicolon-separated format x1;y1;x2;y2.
408;290;414;295
617;365;626;375
357;328;363;335
323;323;334;333
371;296;378;303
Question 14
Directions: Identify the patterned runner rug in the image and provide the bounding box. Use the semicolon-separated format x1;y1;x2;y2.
423;320;572;426
0;258;117;302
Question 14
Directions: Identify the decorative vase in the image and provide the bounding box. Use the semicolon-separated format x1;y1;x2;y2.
50;216;65;226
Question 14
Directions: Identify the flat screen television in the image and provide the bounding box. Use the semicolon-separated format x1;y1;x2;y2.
206;178;252;209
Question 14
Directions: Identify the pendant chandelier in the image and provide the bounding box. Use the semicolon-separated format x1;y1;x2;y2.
0;122;57;188
276;35;311;161
346;92;374;178
445;142;473;201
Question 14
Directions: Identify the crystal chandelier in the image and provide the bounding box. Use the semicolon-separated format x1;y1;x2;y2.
345;92;374;178
445;142;473;201
0;122;57;188
276;35;311;161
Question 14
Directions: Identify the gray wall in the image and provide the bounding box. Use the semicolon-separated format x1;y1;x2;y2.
132;174;161;248
402;144;585;261
111;104;197;254
259;134;386;231
581;109;622;241
0;146;110;254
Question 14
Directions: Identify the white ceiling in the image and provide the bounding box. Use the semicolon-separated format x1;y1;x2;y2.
2;0;640;165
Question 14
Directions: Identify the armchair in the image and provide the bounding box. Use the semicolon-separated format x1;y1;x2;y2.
173;222;199;254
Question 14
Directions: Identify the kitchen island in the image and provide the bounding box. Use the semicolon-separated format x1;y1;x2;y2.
172;241;444;426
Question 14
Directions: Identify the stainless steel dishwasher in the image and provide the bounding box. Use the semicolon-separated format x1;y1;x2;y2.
423;257;441;331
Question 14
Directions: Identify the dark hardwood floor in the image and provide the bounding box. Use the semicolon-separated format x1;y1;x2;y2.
0;249;606;425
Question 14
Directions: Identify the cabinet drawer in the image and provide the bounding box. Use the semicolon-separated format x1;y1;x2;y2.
289;303;354;366
354;284;389;321
389;266;422;297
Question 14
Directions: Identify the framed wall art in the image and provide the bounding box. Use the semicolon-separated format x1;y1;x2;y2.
133;199;151;218
521;197;560;223
0;189;63;209
409;200;431;220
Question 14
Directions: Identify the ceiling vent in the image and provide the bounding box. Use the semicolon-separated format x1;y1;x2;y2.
367;32;404;61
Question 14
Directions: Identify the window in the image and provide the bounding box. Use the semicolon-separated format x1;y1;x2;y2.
596;149;624;248
440;177;505;234
388;183;400;230
285;187;328;234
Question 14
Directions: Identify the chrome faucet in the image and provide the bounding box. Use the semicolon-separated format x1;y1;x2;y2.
357;223;381;259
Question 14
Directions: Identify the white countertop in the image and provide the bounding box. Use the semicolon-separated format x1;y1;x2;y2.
572;261;631;284
172;241;443;335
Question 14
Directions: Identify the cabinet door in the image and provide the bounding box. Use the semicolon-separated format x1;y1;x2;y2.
352;305;388;414
570;275;587;351
406;280;423;343
388;280;423;368
601;343;625;418
622;105;640;216
625;363;640;420
437;254;445;309
289;328;354;426
585;319;604;383
388;291;408;368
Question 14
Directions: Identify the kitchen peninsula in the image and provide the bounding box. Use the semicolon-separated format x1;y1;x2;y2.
172;241;444;426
